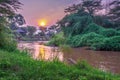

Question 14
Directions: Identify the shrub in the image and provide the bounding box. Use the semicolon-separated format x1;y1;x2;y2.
82;23;104;34
72;16;93;35
61;14;93;36
99;29;119;37
92;36;120;51
116;27;120;31
79;32;104;46
47;32;66;46
67;32;104;47
66;35;82;47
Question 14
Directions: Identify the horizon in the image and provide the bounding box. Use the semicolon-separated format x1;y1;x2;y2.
19;0;79;27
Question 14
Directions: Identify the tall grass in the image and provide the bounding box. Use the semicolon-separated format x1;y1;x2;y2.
0;49;120;80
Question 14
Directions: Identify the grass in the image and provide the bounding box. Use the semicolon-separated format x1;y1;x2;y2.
0;49;120;80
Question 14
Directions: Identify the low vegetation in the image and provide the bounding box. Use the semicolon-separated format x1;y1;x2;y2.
46;32;66;46
0;49;120;80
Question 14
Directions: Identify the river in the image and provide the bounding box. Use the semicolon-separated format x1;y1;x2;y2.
18;41;120;74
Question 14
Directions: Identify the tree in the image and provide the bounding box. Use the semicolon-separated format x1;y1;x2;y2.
0;0;22;51
64;0;103;16
82;0;103;15
27;26;36;37
108;0;120;24
8;14;26;30
0;0;22;16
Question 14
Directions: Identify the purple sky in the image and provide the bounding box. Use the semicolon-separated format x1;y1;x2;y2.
19;0;79;27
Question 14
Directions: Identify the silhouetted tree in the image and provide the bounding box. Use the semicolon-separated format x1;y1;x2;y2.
65;0;103;16
108;0;120;24
0;0;22;16
27;26;36;37
82;0;103;15
8;14;26;30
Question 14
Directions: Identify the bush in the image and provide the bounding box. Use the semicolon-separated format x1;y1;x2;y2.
92;36;120;51
66;35;82;47
47;32;66;46
99;29;120;37
82;23;104;34
72;16;93;35
61;14;93;36
67;32;104;47
79;32;104;46
116;27;120;31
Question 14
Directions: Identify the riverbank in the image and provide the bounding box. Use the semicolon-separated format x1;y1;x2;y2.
18;42;120;74
0;49;120;80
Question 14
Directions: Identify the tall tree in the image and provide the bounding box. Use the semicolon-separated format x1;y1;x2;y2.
82;0;103;15
65;0;103;16
0;0;22;16
0;0;22;51
108;0;120;24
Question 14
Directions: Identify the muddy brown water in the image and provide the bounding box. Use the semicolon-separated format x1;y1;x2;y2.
18;42;120;74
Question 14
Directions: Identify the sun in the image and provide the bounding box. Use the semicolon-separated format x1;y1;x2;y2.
40;21;46;26
38;19;47;27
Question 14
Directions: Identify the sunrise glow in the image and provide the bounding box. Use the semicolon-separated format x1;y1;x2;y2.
38;19;47;27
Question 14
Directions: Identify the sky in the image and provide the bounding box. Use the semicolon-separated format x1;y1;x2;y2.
19;0;79;27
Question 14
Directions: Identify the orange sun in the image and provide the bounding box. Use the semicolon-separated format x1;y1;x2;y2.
38;19;47;27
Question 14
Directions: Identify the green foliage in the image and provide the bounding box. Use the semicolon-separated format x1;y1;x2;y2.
66;35;82;47
47;32;66;46
62;21;120;51
92;36;120;51
61;12;93;36
72;16;93;35
0;17;16;51
67;32;104;47
0;49;120;80
93;15;115;28
57;0;120;51
116;27;120;31
75;60;92;70
99;28;120;37
83;23;104;34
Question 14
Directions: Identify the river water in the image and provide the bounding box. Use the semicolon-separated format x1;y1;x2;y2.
18;42;120;74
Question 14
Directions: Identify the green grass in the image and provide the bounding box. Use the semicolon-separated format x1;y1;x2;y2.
0;49;120;80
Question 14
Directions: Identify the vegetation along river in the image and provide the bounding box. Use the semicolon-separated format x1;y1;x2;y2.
18;41;120;74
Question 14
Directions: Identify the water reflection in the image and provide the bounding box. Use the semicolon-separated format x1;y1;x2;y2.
18;42;63;61
18;42;120;74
